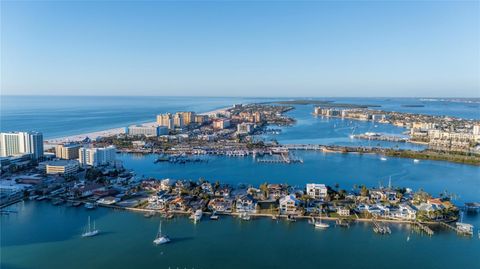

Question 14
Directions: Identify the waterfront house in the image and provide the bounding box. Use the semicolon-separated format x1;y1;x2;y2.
306;183;328;200
279;195;299;215
369;189;399;203
78;183;105;198
201;182;214;195
160;178;175;191
208;198;234;213
214;186;231;198
169;196;190;211
337;207;351;216
235;194;257;213
267;184;288;199
366;204;384;215
392;203;417;220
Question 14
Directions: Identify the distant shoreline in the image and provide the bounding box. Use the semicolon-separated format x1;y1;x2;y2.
44;106;231;145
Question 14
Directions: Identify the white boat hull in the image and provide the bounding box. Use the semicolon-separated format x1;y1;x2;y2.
82;230;99;237
153;236;170;245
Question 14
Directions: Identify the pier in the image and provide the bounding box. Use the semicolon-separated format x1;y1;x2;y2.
439;222;474;236
413;221;434;236
372;219;391;234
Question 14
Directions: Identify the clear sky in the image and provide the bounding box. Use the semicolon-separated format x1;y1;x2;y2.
1;1;479;97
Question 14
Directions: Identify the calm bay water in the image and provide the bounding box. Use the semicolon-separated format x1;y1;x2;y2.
119;151;480;204
2;201;479;269
1;96;480;269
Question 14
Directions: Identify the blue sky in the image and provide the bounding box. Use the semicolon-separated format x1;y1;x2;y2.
1;1;478;97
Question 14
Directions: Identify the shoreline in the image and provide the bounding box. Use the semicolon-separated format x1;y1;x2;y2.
44;106;231;145
97;203;443;226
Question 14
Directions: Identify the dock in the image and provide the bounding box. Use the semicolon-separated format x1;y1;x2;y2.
413;221;434;236
439;222;474;236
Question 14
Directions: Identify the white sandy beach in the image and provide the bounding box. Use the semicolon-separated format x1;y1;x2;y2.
45;106;230;145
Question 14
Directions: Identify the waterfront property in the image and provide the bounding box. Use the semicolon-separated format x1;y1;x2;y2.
0;131;44;160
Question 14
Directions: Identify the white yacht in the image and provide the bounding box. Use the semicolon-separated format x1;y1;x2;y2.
153;221;170;245
380;157;387;161
81;216;99;237
192;209;203;223
413;159;420;163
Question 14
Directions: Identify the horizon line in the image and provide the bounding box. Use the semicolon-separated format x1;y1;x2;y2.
1;94;479;99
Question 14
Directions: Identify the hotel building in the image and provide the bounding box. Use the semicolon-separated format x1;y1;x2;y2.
44;160;79;176
79;146;116;167
126;125;168;137
55;143;81;160
0;131;44;160
156;113;174;129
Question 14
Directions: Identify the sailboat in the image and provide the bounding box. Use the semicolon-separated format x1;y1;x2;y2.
81;216;99;237
314;212;330;229
153;221;170;245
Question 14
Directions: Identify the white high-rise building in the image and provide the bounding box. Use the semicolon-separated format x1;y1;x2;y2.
0;131;44;160
79;146;116;166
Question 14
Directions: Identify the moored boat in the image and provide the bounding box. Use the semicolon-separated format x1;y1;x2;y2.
153;221;170;245
81;216;100;238
210;212;219;220
84;202;96;209
192;209;203;222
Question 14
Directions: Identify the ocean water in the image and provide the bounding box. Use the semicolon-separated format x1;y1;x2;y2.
0;96;273;139
1;96;478;139
1;96;480;269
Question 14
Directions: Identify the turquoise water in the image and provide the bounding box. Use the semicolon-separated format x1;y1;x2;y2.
257;104;426;150
119;151;480;204
2;201;479;269
1;96;480;268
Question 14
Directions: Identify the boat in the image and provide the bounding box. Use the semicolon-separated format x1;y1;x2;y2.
314;217;329;229
287;214;296;222
84;202;96;209
240;212;251;221
314;212;330;228
380;157;387;161
29;195;39;200
192;209;203;222
144;211;155;218
413;159;420;163
153;221;170;245
81;216;99;237
210;212;219;220
72;201;82;207
36;196;47;201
